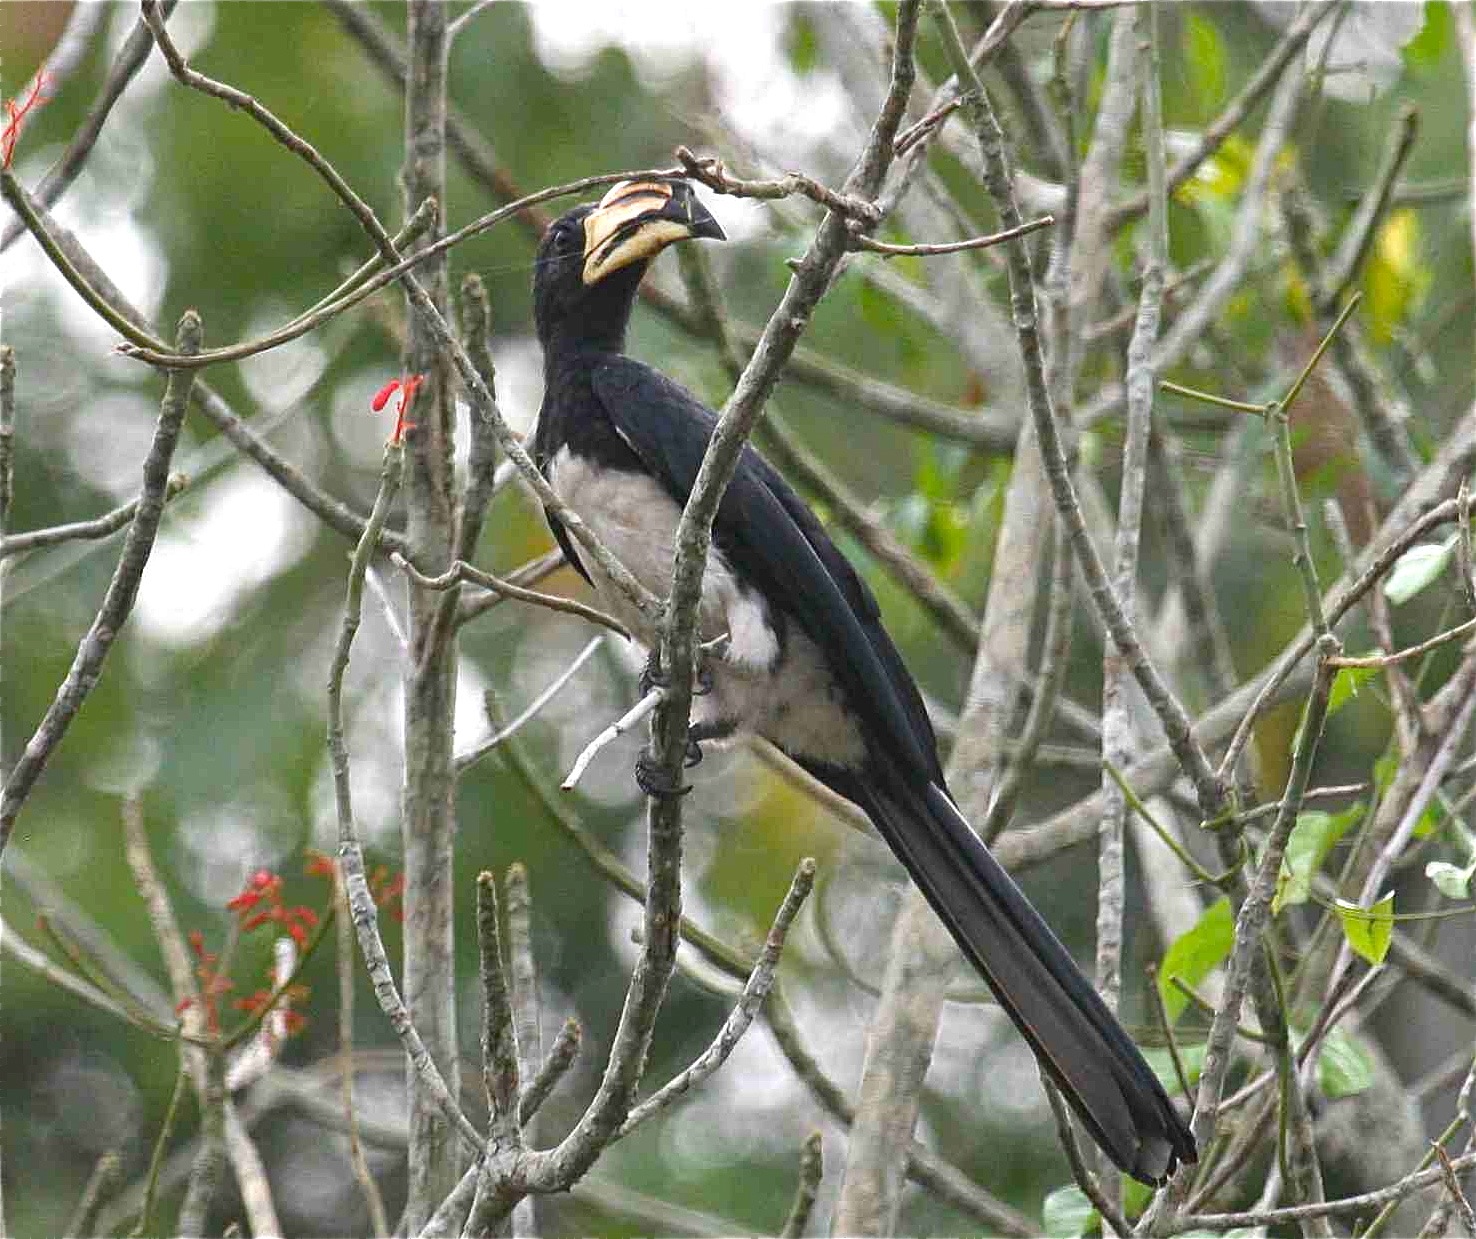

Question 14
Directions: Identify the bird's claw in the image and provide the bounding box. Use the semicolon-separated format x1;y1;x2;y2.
635;746;692;800
684;738;704;768
639;653;668;698
640;651;716;697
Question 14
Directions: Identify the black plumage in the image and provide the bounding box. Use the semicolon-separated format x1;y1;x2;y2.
530;178;1197;1185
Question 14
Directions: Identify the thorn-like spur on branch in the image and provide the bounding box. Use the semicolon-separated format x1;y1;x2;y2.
613;858;816;1139
851;213;1054;258
674;145;883;226
560;635;731;791
520;1017;581;1125
561;688;662;792
894;98;964;156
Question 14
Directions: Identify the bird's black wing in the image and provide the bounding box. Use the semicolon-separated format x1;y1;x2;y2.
594;357;1196;1185
591;355;941;783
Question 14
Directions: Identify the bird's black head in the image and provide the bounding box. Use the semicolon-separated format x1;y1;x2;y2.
533;178;725;354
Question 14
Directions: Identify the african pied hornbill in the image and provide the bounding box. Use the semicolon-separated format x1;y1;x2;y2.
530;177;1196;1186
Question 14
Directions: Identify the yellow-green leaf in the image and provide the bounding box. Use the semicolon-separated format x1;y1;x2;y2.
1328;666;1378;717
1336;893;1395;964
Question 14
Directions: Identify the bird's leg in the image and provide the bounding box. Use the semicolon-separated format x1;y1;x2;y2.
684;719;737;768
692;644;716;696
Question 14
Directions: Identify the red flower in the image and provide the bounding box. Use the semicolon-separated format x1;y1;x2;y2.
2;72;50;171
370;866;407;923
370;374;426;444
304;849;337;880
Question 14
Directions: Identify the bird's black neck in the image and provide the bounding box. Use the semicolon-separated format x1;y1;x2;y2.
534;262;646;365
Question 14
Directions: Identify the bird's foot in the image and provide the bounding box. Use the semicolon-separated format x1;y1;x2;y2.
684;738;704;768
639;652;668;698
640;650;716;697
635;746;692;800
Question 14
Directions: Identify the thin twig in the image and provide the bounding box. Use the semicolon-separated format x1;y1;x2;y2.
394;553;629;638
1042;1077;1133;1239
520;1017;580;1126
675;145;882;226
0;475;189;557
327;440;484;1158
615;860;815;1138
780;1133;824;1239
1435;1144;1476;1237
935;1;1227;821
1329;618;1476;669
336;871;390;1237
1168;1150;1476;1235
0;917;171;1036
1318;103;1420;312
852;213;1053;256
457;636;605;774
133;1059;188;1239
0;313;199;858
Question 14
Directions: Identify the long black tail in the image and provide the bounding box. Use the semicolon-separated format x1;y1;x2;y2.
841;770;1196;1185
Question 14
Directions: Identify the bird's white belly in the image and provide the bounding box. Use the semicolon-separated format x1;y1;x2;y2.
548;448;866;768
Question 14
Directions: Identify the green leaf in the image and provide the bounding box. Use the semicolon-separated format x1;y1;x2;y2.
1274;804;1362;914
1317;1026;1377;1099
785;11;820;73
1183;13;1226;111
1363;209;1429;345
1384;534;1458;604
1158;898;1234;1023
1328;665;1379;716
1426;859;1476;900
1122;1176;1155;1217
1141;1041;1207;1091
1405;0;1450;68
1043;1185;1098;1238
1336;892;1395;964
